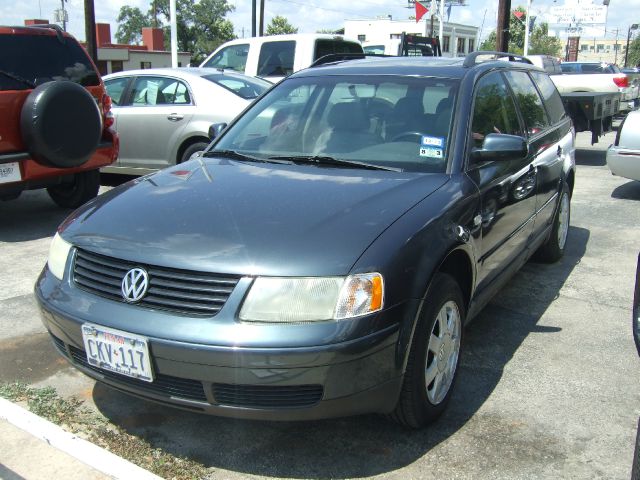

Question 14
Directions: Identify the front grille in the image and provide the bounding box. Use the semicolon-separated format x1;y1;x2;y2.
67;344;208;403
213;383;323;409
73;248;240;317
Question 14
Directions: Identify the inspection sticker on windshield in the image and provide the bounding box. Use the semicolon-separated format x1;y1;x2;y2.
0;162;21;184
420;136;444;158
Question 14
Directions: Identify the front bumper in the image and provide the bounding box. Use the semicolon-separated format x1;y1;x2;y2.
36;266;410;421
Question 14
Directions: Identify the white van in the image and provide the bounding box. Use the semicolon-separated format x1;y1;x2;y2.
199;34;363;83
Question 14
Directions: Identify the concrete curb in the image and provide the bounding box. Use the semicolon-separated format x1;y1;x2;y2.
0;397;163;480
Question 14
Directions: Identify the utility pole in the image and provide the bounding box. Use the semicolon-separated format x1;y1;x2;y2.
259;0;265;36
496;0;511;52
614;28;619;65
252;0;256;37
84;0;97;63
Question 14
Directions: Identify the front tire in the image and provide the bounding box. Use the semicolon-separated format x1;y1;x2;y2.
47;170;100;208
536;181;570;263
391;273;465;429
180;142;209;164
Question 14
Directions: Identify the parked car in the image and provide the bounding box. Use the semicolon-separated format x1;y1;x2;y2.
0;24;118;207
101;68;270;175
199;34;363;83
36;52;575;428
606;109;640;181
555;61;639;114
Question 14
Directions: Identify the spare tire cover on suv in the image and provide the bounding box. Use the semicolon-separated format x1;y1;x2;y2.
20;80;102;169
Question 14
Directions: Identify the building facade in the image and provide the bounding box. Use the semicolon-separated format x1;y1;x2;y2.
573;37;631;66
344;17;478;57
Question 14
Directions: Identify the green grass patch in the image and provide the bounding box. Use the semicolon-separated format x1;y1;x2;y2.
0;382;208;480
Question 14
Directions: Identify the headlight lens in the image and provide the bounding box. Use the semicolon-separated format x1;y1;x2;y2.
47;233;72;280
239;273;384;323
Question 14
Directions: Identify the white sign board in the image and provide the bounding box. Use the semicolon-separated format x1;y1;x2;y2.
548;4;608;25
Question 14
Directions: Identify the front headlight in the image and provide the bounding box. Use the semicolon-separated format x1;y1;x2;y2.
239;273;384;323
47;232;72;280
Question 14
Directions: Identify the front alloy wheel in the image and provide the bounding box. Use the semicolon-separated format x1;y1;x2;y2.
391;272;465;428
425;300;461;405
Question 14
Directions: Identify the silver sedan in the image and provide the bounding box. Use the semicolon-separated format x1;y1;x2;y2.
607;109;640;182
102;68;270;175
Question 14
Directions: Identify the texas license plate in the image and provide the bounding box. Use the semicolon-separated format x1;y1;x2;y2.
81;323;154;382
0;162;21;184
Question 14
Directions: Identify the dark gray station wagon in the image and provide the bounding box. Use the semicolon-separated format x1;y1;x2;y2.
37;52;575;428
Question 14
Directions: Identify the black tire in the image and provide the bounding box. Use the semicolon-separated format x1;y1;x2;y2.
391;273;465;429
47;170;101;208
180;142;209;164
20;80;102;169
536;181;570;263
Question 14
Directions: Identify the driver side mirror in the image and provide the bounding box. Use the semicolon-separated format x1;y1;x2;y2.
208;123;228;141
471;133;528;162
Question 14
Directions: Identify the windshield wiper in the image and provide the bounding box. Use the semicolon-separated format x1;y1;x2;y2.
268;155;402;172
0;70;35;88
203;149;290;165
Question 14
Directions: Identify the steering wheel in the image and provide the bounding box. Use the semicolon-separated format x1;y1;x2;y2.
390;131;424;142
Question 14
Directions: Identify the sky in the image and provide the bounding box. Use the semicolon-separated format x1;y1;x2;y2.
3;0;639;46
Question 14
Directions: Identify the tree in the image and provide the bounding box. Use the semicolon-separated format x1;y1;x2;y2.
266;15;298;36
115;0;235;64
628;35;640;68
479;6;562;56
115;6;148;44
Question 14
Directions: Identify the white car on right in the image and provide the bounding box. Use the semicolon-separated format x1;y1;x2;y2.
607;109;640;181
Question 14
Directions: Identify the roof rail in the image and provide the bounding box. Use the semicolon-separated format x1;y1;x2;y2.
310;52;387;68
463;51;533;68
26;23;66;43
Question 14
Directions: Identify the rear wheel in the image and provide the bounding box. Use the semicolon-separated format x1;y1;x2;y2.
391;273;465;428
47;170;100;208
536;181;570;263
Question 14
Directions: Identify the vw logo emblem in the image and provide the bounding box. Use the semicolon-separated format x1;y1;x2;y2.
121;268;149;303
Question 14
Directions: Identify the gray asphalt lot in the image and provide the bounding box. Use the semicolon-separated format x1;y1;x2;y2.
1;130;639;479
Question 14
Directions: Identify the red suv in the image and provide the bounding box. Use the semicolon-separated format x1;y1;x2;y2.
0;25;118;207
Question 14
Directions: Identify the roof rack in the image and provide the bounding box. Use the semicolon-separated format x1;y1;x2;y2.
463;51;532;68
310;52;388;68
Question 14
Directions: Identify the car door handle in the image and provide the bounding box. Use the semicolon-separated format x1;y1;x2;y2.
167;114;184;122
557;146;562;157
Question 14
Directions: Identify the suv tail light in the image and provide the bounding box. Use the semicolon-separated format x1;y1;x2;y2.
613;75;629;88
102;94;114;128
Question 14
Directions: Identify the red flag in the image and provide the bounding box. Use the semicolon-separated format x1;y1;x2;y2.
513;11;524;19
415;1;429;23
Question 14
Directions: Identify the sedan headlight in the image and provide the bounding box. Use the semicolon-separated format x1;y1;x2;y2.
47;232;72;280
239;273;384;323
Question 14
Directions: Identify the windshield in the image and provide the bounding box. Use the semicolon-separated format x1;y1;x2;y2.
213;75;458;173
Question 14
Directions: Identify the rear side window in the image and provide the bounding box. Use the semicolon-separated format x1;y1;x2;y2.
530;71;567;124
203;74;270;99
504;70;550;135
0;33;99;90
560;64;579;74
580;63;615;73
257;41;296;77
201;43;249;72
314;40;363;60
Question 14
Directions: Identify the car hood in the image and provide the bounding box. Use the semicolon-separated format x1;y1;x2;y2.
62;158;449;276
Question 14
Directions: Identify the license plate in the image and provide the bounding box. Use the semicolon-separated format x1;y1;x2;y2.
0;162;21;184
81;323;154;382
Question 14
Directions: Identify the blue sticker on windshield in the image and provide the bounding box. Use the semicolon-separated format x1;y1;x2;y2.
420;136;444;158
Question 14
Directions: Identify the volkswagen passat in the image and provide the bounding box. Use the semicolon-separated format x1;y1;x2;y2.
37;53;575;427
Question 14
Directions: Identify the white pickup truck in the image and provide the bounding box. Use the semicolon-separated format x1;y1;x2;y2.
199;34;363;83
552;61;639;114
